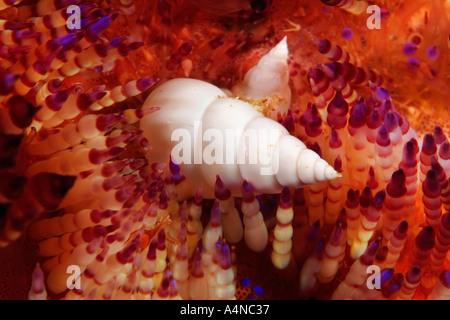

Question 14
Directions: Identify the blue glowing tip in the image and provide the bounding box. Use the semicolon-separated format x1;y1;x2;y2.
242;277;251;287
253;286;264;297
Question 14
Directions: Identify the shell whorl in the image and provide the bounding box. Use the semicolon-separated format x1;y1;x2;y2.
140;78;340;199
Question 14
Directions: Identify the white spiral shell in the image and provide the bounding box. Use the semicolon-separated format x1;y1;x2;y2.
140;78;340;199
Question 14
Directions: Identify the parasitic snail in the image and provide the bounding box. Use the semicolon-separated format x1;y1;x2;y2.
140;38;340;200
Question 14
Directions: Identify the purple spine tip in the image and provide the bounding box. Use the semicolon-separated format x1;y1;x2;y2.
406;266;421;284
283;110;295;133
376;246;389;262
439;141;450;160
373;190;386;210
367;108;382;130
408;58;420;67
380;268;395;287
322;62;341;80
346;188;359;208
214;175;231;200
341;27;353;40
430;156;441;173
327;90;349;129
86;16;113;42
433;125;446;144
313;238;326;260
315;39;331;54
440;270;450;288
401;140;418;168
386;169;406;198
370;84;390;103
136;78;158;92
394;220;408;240
210;203;221;227
384;112;399;132
307;68;326;87
306;221;320;242
157;229;166;250
426;45;440;60
304;104;322;137
422;133;437;155
359;187;373;208
415;226;435;251
329;127;342;148
279;187;292;209
310;142;321;157
442;212;450;231
0;72;17;95
361;240;379;265
423;169;440;197
367;166;378;189
334;155;342;172
376;125;390;147
147;239;157;260
159;190;168;209
349;102;367;129
402;42;417;56
241;180;255;203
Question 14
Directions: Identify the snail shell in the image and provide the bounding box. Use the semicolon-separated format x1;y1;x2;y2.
140;78;340;199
